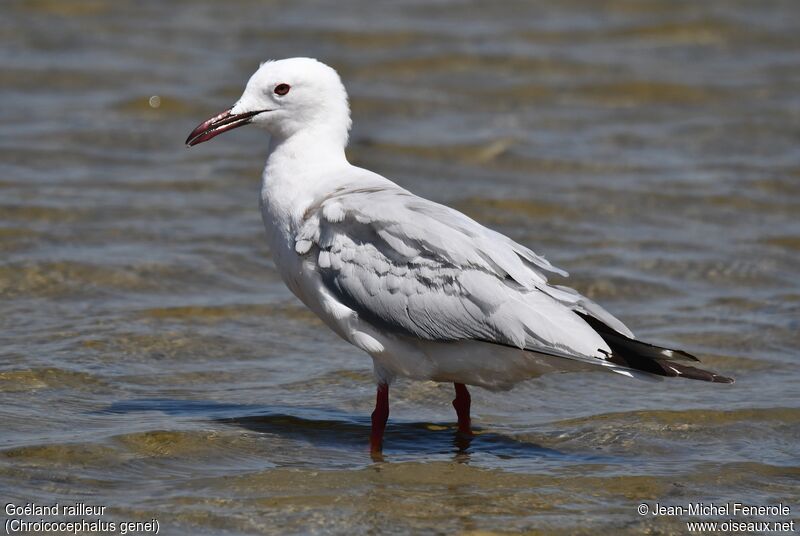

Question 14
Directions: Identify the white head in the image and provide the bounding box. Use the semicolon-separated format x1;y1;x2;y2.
186;58;351;148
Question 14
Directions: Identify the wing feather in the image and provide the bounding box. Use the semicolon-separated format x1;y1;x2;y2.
299;184;632;361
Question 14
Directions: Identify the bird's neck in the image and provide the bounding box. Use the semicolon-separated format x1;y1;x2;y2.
260;127;350;238
266;126;348;167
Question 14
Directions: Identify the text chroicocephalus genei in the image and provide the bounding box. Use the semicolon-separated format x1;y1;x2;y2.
186;57;733;454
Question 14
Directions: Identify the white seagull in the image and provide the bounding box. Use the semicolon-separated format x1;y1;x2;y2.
186;58;733;453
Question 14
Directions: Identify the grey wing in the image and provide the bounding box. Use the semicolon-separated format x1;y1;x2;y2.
295;185;632;361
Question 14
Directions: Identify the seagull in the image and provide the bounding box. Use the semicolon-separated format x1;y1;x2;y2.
186;58;733;453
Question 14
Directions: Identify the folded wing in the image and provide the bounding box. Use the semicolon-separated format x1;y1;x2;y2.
295;181;628;364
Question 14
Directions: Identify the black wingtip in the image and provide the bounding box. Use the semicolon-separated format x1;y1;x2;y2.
661;360;735;384
575;312;735;384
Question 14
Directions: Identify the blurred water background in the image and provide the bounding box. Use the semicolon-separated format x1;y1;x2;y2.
1;0;799;534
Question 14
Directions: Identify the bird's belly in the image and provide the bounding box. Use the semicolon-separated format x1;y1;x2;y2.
373;336;598;391
266;238;355;343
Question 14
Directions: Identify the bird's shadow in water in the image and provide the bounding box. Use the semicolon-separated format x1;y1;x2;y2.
100;398;611;465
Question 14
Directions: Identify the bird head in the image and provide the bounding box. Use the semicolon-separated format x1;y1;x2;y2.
186;57;351;147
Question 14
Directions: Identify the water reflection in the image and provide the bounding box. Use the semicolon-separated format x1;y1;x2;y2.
102;397;594;465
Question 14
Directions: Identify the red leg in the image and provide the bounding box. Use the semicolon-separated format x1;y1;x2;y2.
452;383;472;435
370;383;389;453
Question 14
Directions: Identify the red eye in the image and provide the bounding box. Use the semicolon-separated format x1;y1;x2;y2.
274;83;291;96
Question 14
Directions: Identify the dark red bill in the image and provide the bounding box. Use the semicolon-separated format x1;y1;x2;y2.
185;109;266;147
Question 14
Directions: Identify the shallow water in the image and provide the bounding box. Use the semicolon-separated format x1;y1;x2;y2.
1;0;799;534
